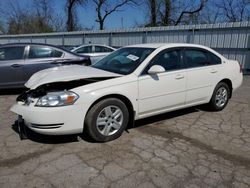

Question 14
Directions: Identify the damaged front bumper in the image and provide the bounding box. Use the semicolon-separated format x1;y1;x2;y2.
11;102;85;135
10;76;116;136
11;87;88;135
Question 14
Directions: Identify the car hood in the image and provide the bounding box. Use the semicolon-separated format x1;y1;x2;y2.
25;65;122;89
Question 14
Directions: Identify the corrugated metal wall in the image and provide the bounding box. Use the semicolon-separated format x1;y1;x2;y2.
0;21;249;70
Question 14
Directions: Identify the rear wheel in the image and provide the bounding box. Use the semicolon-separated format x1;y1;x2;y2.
85;98;129;142
208;82;230;111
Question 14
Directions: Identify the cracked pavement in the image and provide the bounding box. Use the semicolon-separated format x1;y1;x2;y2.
0;76;250;188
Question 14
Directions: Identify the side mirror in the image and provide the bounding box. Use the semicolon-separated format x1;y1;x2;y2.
148;65;165;74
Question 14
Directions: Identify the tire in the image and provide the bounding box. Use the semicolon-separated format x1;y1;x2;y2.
85;98;129;142
208;82;230;111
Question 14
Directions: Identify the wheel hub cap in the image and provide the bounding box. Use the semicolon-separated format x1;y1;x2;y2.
215;87;228;108
96;105;124;136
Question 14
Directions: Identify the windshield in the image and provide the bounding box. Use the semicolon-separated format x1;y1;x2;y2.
91;47;155;75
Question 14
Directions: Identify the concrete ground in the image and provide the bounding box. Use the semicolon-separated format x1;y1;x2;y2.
0;77;250;188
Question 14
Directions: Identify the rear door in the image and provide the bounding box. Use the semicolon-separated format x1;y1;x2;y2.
0;45;26;88
23;45;64;81
184;48;222;105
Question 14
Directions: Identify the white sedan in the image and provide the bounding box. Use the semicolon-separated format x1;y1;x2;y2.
11;43;243;142
71;44;116;64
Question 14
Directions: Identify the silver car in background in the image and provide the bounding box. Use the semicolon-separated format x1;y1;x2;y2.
0;43;91;89
71;44;116;63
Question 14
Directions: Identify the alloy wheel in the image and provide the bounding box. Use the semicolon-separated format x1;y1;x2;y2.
96;105;124;136
215;87;228;108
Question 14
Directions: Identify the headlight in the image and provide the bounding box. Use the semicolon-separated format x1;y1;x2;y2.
36;91;79;107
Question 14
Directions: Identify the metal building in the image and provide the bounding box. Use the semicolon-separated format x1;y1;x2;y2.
0;21;249;71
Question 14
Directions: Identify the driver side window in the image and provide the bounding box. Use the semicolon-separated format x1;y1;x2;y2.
143;49;182;74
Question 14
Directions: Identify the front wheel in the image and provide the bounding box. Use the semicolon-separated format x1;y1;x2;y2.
85;98;129;142
208;82;230;111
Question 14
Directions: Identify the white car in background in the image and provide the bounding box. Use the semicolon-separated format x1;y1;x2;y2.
71;44;116;63
11;43;243;142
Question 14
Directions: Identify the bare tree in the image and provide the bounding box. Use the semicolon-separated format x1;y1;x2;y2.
216;0;250;22
33;0;52;31
5;0;54;34
66;0;85;31
148;0;157;26
197;0;221;24
174;0;208;25
0;2;5;33
144;0;206;27
162;0;171;25
144;0;162;26
93;0;137;30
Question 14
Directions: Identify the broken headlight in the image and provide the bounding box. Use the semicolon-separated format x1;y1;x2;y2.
36;91;79;107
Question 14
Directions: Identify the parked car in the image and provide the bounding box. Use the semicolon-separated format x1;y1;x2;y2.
61;45;78;51
71;44;116;63
0;43;91;89
11;43;243;142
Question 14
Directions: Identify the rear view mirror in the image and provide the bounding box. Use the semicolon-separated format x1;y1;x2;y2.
148;65;165;74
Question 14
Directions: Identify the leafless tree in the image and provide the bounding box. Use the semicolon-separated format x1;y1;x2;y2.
216;0;250;22
4;0;55;34
161;0;171;25
0;2;5;33
33;0;52;31
148;0;157;26
66;0;85;31
144;0;162;26
93;0;137;30
144;0;207;27
173;0;208;25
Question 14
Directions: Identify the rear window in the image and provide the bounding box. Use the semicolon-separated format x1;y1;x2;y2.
209;53;222;65
184;49;210;68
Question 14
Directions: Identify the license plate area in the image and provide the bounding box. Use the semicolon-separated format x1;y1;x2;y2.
17;115;27;140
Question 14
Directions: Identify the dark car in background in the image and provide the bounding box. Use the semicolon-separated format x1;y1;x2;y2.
0;43;91;89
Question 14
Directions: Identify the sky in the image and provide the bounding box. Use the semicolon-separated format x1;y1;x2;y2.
0;0;147;30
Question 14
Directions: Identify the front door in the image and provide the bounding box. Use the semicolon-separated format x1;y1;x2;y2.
138;48;187;117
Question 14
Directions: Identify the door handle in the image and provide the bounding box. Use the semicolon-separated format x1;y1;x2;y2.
11;64;23;68
175;74;185;80
210;69;218;73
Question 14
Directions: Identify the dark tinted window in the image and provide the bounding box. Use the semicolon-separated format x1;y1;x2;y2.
184;49;210;68
143;49;182;74
209;53;221;65
75;46;92;53
0;46;25;60
29;46;63;59
95;46;114;52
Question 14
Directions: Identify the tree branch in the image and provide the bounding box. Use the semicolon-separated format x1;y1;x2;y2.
175;0;207;25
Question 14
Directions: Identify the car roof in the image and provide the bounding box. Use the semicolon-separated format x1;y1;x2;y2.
127;43;211;50
0;42;94;58
0;42;66;50
75;44;116;49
